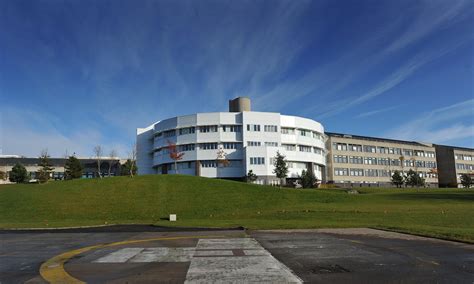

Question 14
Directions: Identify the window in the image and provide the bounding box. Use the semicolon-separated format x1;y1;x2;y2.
463;155;472;161
350;168;364;176
378;169;390;177
390;159;400;166
349;144;362;152
394;148;402;155
222;125;241;132
156;132;163;138
364;145;376;153
247;124;261;132
312;132;322;140
247;141;261;147
364;157;377;165
365;169;378;177
333;143;347;151
199;143;218;150
378;147;388;154
201;160;217;168
164;130;176;137
265;142;278;147
264;125;278;132
405;160;414;167
282;144;296;151
334;168;348;176
415;150;424;157
313;147;322;154
179;144;195;152
199;125;218;133
349;156;363;164
281;127;295;134
455;154;463;160
223;142;240;149
426;151;435;158
403;149;413;156
299;129;308;136
426;161;437;168
299;145;312;152
179;127;195;135
378;158;390;166
250;157;265;165
333;155;348;163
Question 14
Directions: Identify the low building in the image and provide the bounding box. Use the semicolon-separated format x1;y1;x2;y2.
435;145;474;187
0;155;123;184
137;97;326;185
325;133;438;187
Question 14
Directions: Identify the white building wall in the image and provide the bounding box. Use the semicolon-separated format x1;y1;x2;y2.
136;111;326;183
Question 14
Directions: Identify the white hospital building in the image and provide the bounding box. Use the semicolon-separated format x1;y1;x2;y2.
136;97;326;185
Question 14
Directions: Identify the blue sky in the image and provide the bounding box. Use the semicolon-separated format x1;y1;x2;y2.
1;0;473;157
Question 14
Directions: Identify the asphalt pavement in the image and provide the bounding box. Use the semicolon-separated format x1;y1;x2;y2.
0;226;472;283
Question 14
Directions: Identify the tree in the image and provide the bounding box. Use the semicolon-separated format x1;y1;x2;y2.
460;174;473;188
246;170;257;183
108;149;117;177
64;156;83;180
216;147;229;177
405;169;425;188
128;143;137;177
391;170;404;188
93;145;103;178
0;170;6;181
300;169;318;188
167;140;184;174
9;163;28;183
37;149;54;183
121;159;137;176
272;151;288;188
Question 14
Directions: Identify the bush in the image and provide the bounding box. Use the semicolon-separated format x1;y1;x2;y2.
9;163;29;183
300;169;318;188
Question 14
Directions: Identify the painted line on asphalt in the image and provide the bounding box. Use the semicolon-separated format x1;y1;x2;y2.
39;235;227;284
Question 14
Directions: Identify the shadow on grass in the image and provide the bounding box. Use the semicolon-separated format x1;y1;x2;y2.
387;192;474;202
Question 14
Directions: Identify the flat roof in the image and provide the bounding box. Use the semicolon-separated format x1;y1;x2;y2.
325;132;432;147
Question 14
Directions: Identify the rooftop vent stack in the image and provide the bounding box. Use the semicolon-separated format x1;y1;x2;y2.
229;97;251;112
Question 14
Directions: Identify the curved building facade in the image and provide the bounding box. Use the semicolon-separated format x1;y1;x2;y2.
137;98;326;185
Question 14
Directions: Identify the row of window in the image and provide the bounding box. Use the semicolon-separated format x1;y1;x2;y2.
456;164;474;171
332;155;437;168
250;157;265;165
163;160;243;169
157;125;324;139
455;154;473;161
157;142;241;153
157;125;242;138
282;144;323;154
332;143;435;157
281;127;323;140
334;168;437;178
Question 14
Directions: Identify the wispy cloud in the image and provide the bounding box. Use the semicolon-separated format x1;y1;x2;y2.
355;105;401;118
0;107;129;157
384;99;474;143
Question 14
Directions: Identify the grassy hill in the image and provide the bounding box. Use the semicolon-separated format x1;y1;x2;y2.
1;175;473;242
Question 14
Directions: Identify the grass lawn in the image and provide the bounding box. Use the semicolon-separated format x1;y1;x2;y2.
0;175;473;242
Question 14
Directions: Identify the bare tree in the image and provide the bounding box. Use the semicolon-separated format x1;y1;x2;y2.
129;143;137;177
108;149;117;177
93;145;103;178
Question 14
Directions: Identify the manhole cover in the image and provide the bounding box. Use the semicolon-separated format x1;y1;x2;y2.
310;264;350;274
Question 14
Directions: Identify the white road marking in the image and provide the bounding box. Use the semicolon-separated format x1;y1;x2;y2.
130;248;195;262
185;238;302;283
94;248;144;263
92;238;302;283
